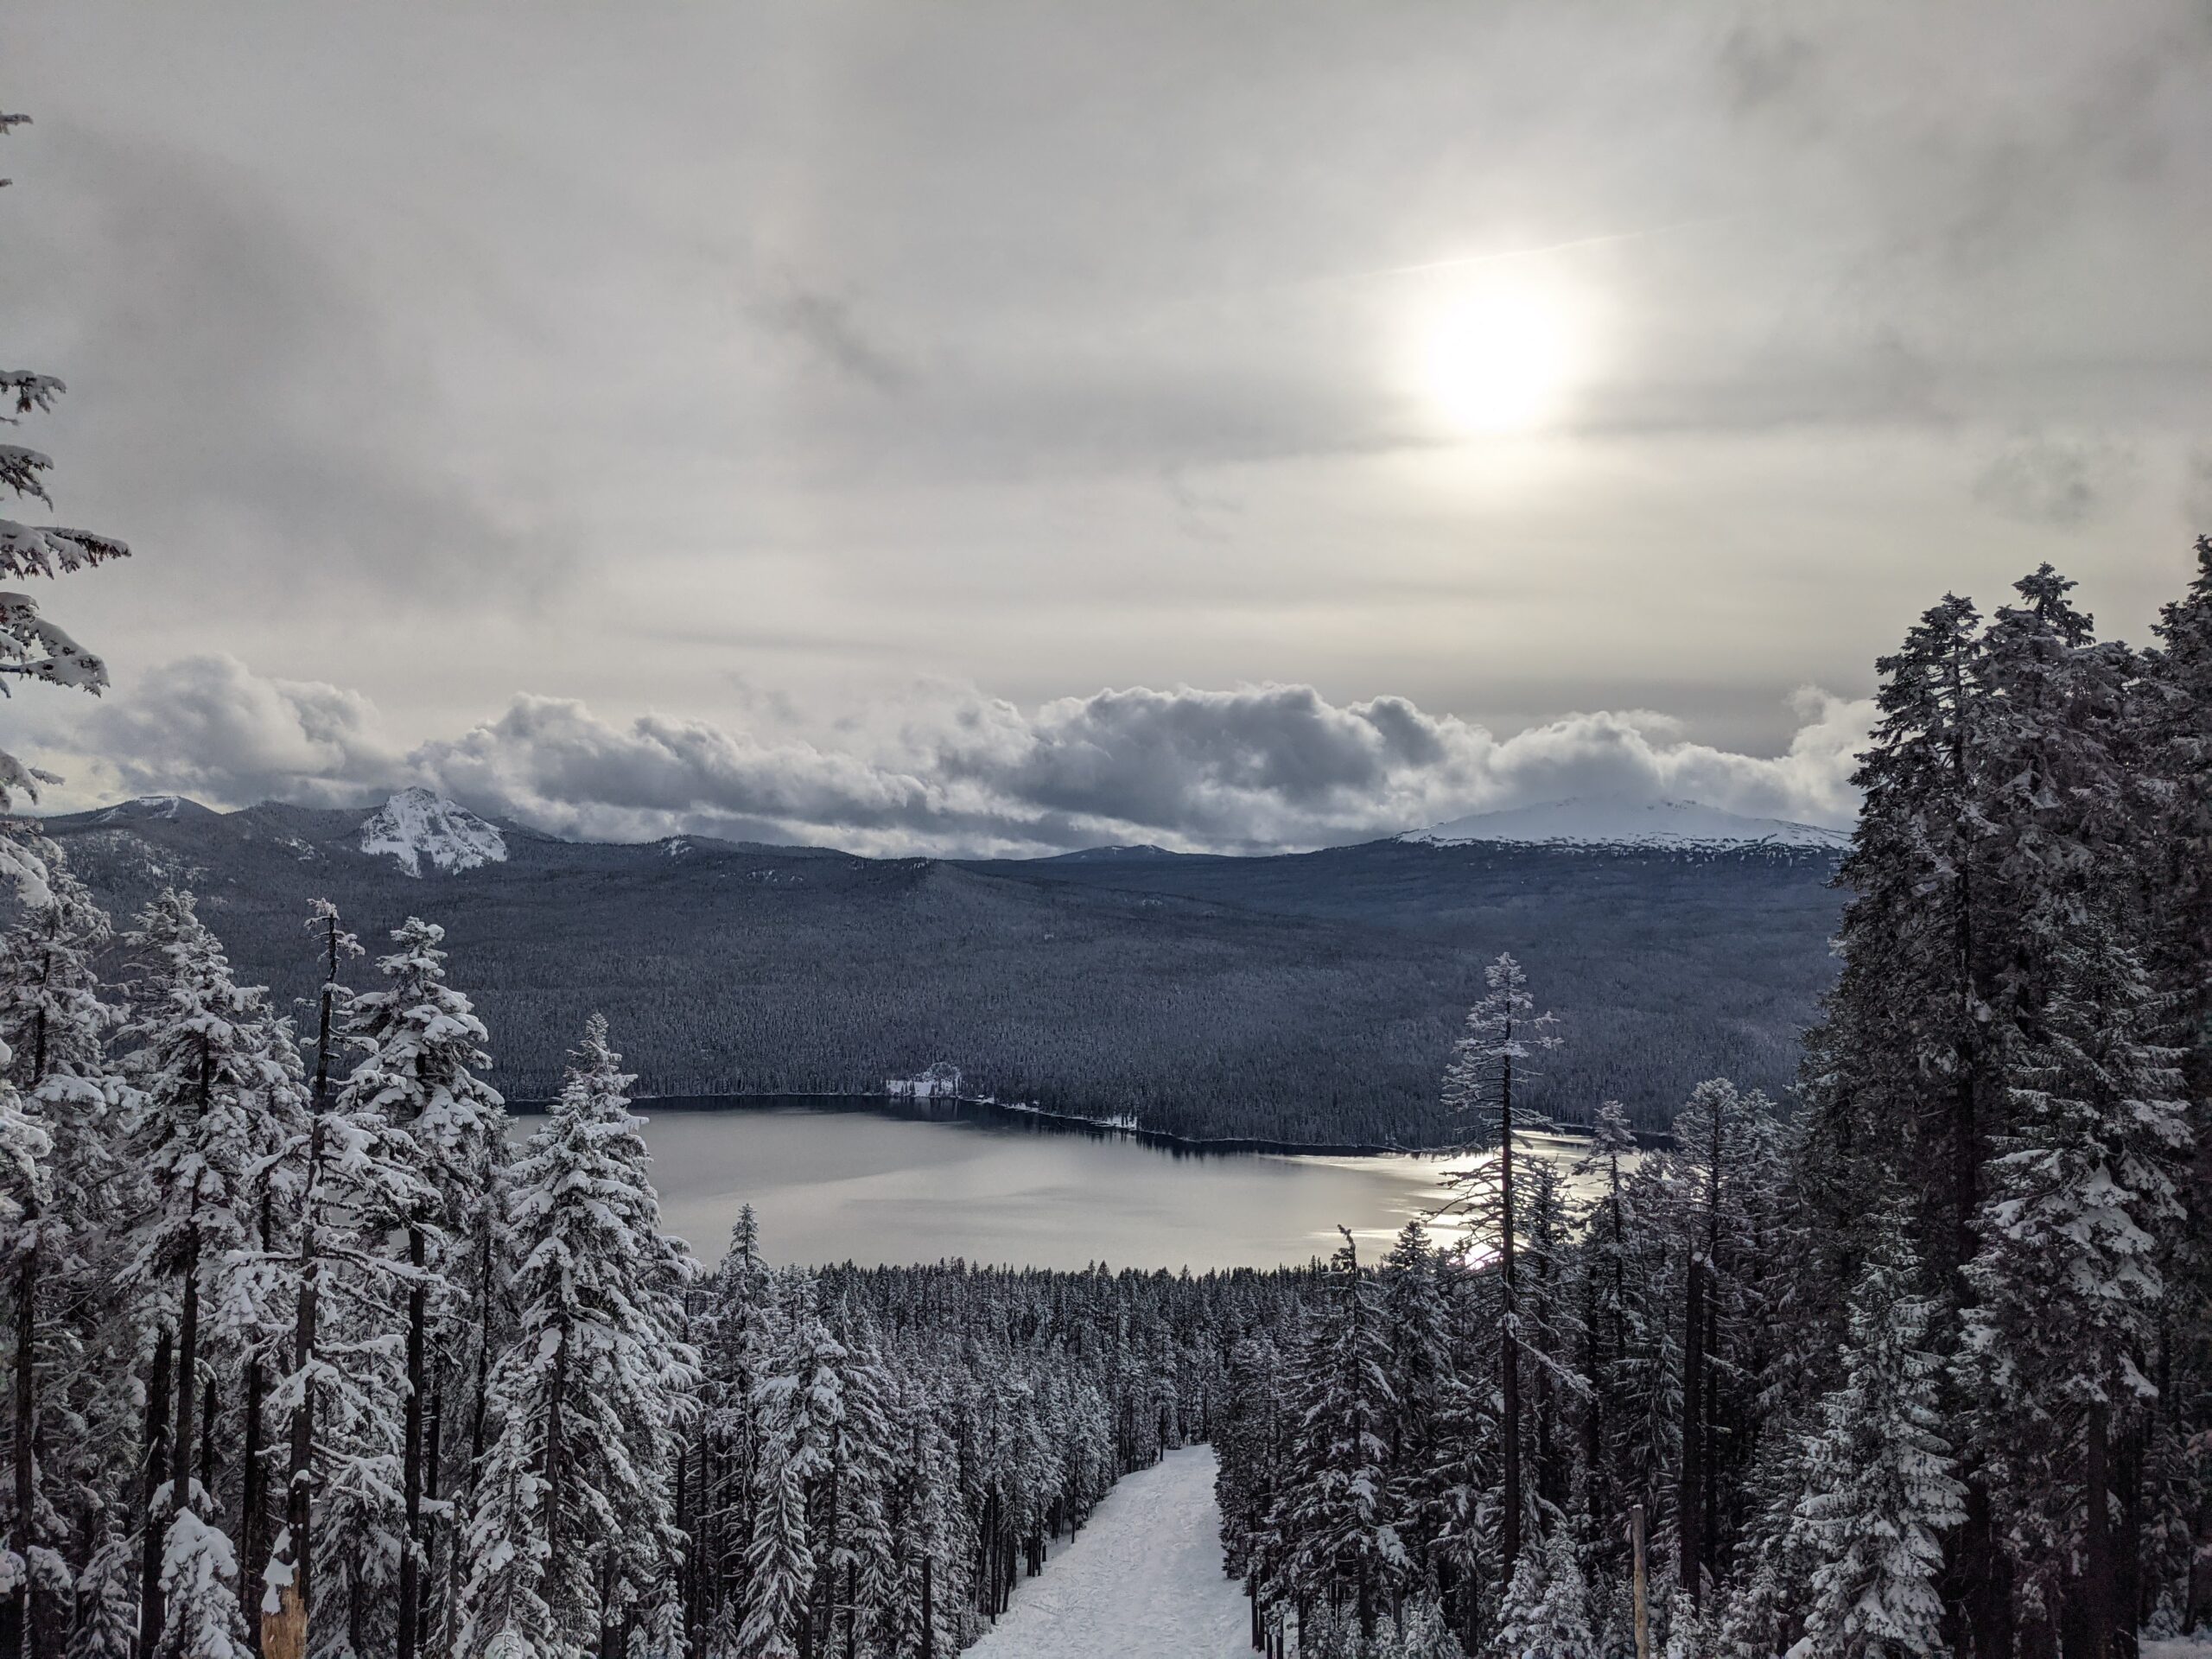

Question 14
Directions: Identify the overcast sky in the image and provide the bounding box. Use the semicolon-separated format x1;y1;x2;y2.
6;1;2209;854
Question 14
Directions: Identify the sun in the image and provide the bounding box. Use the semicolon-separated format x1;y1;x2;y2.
1411;277;1585;436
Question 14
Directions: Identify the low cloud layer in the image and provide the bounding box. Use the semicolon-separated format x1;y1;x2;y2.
39;656;1872;858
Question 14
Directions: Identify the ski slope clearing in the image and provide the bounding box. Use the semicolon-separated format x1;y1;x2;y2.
968;1446;1252;1659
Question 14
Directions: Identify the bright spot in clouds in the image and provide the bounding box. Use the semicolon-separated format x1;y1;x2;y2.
1410;276;1589;436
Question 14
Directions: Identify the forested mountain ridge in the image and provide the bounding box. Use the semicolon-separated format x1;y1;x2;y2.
32;793;1843;1142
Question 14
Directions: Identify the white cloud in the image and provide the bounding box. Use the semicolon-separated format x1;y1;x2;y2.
43;656;1872;856
71;652;401;806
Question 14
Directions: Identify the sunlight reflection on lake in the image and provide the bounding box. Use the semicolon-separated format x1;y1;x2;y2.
568;1101;1614;1271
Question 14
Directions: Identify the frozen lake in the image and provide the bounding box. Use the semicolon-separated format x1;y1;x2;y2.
565;1098;1589;1271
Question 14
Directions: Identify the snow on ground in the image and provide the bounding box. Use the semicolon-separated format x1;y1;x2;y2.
358;786;508;876
967;1445;1253;1659
2144;1643;2212;1657
1403;795;1851;850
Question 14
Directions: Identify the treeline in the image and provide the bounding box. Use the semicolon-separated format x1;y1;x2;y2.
1220;549;2212;1657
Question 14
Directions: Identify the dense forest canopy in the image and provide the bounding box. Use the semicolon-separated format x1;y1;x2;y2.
36;816;1842;1148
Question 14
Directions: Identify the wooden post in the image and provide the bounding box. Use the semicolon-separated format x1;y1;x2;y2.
1630;1503;1651;1659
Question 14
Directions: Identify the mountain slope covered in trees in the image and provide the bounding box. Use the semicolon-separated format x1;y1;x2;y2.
34;798;1841;1144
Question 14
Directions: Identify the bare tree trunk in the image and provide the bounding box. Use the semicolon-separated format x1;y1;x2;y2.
671;1408;692;1658
2081;1403;2113;1659
263;1116;322;1659
1679;1243;1704;1605
420;1386;443;1649
265;912;342;1659
1578;1259;1601;1527
5;1221;35;1659
1498;1046;1521;1579
543;1327;569;1615
174;1242;202;1517
1535;1236;1558;1511
4;997;48;1659
1630;1503;1650;1659
137;1326;175;1657
238;1192;273;1654
397;1224;428;1659
1681;1087;1726;1605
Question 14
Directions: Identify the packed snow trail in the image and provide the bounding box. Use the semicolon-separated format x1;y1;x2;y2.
966;1445;1253;1659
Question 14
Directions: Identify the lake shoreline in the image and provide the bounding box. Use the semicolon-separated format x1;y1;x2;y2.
511;1089;1671;1156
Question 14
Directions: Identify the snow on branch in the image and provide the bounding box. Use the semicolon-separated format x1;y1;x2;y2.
0;521;130;581
0;444;55;505
0;591;110;690
0;372;65;418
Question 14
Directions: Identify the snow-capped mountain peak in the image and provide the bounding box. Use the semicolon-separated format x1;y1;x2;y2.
358;787;509;877
94;794;188;823
1402;796;1851;852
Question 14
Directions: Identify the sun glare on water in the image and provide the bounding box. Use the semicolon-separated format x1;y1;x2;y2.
1409;276;1588;438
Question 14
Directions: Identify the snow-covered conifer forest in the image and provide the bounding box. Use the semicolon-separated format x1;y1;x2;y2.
5;85;2212;1659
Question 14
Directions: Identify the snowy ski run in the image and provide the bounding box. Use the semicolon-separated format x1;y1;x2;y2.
966;1446;1254;1659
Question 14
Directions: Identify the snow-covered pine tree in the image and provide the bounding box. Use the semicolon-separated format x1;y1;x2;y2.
219;987;311;1646
861;1372;960;1659
2143;537;2212;1096
1516;1159;1585;1535
1300;1595;1467;1659
1794;1220;1963;1659
1959;912;2187;1652
1491;1522;1594;1658
1425;1268;1500;1658
1657;1586;1705;1659
0;832;128;1657
156;1509;251;1659
257;900;441;1659
1439;953;1559;1584
739;1276;834;1659
454;1015;694;1659
1801;564;2161;1647
340;916;507;1659
1707;1418;1814;1659
1267;1230;1405;1643
1801;591;1989;1301
1599;1144;1692;1620
118;890;295;1656
1216;1331;1284;1587
692;1204;779;1649
0;112;130;817
258;900;358;1659
0;944;48;1659
2140;534;2212;1630
1570;1102;1636;1554
804;1300;894;1659
73;1527;138;1659
1667;1077;1783;1608
1377;1220;1452;1589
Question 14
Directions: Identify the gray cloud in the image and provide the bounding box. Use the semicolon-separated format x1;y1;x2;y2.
2184;445;2212;530
1973;431;2139;527
12;125;571;613
45;656;1871;858
756;281;911;392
